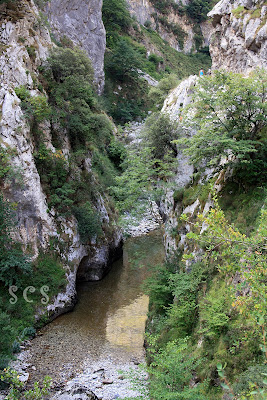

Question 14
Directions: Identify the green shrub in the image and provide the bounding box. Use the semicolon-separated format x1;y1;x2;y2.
198;282;230;339
0;195;32;288
186;0;213;22
102;0;132;48
105;39;141;83
46;47;94;83
73;202;102;243
148;73;179;109
144;112;178;160
15;86;51;123
35;146;75;215
107;138;127;169
26;45;36;61
14;85;30;102
147;338;206;399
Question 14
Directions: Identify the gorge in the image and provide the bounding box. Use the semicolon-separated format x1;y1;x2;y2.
0;0;266;399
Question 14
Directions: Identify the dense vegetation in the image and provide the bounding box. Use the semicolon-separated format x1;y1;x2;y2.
115;70;267;399
102;0;211;123
1;1;266;399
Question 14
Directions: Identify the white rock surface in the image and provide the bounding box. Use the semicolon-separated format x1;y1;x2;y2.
46;0;106;94
208;0;267;73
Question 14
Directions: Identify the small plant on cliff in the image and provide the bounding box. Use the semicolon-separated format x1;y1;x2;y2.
14;86;51;123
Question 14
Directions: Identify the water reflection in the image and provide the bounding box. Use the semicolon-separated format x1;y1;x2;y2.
28;231;165;383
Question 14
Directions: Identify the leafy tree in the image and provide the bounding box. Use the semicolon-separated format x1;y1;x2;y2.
46;47;94;84
178;70;267;184
102;0;131;41
105;39;141;83
186;0;213;22
73;202;102;243
144;112;178;159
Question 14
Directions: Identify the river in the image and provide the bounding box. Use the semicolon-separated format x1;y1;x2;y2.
26;230;165;399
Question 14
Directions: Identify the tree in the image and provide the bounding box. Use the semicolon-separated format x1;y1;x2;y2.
102;0;131;36
46;47;94;84
144;112;178;160
105;39;141;83
178;70;267;184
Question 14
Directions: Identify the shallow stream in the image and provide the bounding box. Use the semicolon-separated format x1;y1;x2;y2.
27;231;165;398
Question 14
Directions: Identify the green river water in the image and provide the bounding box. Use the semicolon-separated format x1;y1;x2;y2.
27;231;165;388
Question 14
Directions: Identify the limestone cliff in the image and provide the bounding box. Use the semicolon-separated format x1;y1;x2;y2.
46;0;106;93
126;0;211;53
0;0;121;319
208;0;267;73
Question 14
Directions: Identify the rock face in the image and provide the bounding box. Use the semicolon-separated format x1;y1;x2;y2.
0;0;121;319
46;0;106;93
159;76;199;254
208;0;267;73
126;0;210;53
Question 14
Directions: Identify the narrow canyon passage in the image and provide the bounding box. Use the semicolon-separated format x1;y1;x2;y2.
27;231;165;397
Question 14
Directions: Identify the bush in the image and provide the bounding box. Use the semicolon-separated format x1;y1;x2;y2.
148;338;206;399
144;112;178;160
73;202;102;243
0;195;32;288
148;73;179;109
15;86;51;123
105;39;141;83
107;138;127;169
46;47;94;84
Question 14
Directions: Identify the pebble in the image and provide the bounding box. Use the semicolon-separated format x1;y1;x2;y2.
102;379;113;385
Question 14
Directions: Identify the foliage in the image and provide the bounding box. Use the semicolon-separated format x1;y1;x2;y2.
186;0;214;22
0;146;13;181
15;86;51;123
111;144;174;217
105;39;141;83
148;74;179;109
0;195;31;288
73;202;102;243
102;0;132;47
34;146;74;214
144;112;178;160
147;337;206;399
0;368;51;400
182;195;266;326
46;47;94;83
0;249;66;363
178;70;267;184
107;137;127;169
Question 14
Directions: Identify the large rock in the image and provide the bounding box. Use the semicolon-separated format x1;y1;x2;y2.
52;384;99;400
208;0;267;73
46;0;106;94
